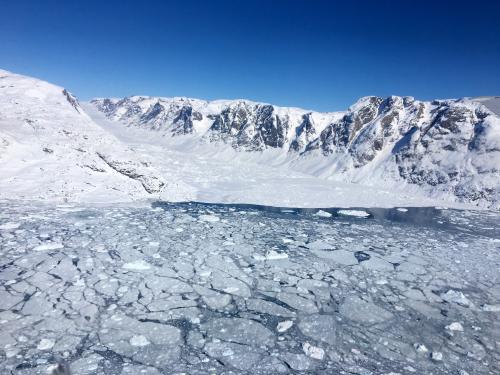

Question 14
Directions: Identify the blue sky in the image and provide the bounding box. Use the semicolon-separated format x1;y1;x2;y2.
1;0;499;111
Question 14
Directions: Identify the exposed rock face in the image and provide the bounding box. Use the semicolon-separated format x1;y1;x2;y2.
90;94;500;208
96;152;166;194
289;113;317;152
92;96;205;136
62;89;81;113
393;102;499;204
207;102;290;151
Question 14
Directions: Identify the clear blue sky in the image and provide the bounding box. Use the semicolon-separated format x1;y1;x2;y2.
1;0;499;111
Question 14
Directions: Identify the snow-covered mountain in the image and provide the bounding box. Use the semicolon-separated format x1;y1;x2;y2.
1;68;498;208
0;69;194;202
91;96;341;152
91;94;500;208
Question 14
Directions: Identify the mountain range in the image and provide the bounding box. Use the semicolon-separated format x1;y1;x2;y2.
1;69;499;208
91;93;500;207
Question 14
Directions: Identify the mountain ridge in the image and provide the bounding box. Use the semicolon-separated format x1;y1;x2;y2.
0;68;498;208
91;93;500;207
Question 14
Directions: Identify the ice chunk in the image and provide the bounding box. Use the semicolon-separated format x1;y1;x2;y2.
277;292;318;313
446;322;464;332
37;338;55;350
339;296;393;324
431;351;443;361
211;272;251;298
441;290;471;307
203;294;232;310
361;256;393;271
277;320;294;332
306;240;334;250
298;314;336;345
396;208;409;212
70;354;102;375
315;210;332;218
0;222;20;230
312;249;357;265
281;353;314;371
303;342;325;360
415;344;428;353
130;335;151;346
246;298;295;317
33;242;64;251
482;304;500;312
204;341;262;371
122;260;151;270
337;209;370;218
199;214;220;222
265;250;289;260
202;318;274;347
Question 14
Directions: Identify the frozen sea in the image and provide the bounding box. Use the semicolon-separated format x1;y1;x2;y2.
0;201;499;374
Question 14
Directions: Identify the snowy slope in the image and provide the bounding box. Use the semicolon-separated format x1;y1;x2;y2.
0;69;195;203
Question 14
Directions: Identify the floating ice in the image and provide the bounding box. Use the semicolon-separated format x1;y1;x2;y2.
265;250;288;260
199;214;220;222
482;304;500;312
396;208;409;212
315;210;332;218
441;290;471;307
0;201;498;374
302;342;325;360
130;335;151;346
339;296;393;324
37;338;55;350
277;320;294;332
122;260;151;270
446;322;464;332
337;209;370;218
415;344;428;353
431;351;443;361
0;222;20;230
33;242;64;251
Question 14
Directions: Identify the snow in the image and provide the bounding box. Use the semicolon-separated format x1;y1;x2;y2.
1;69;497;209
